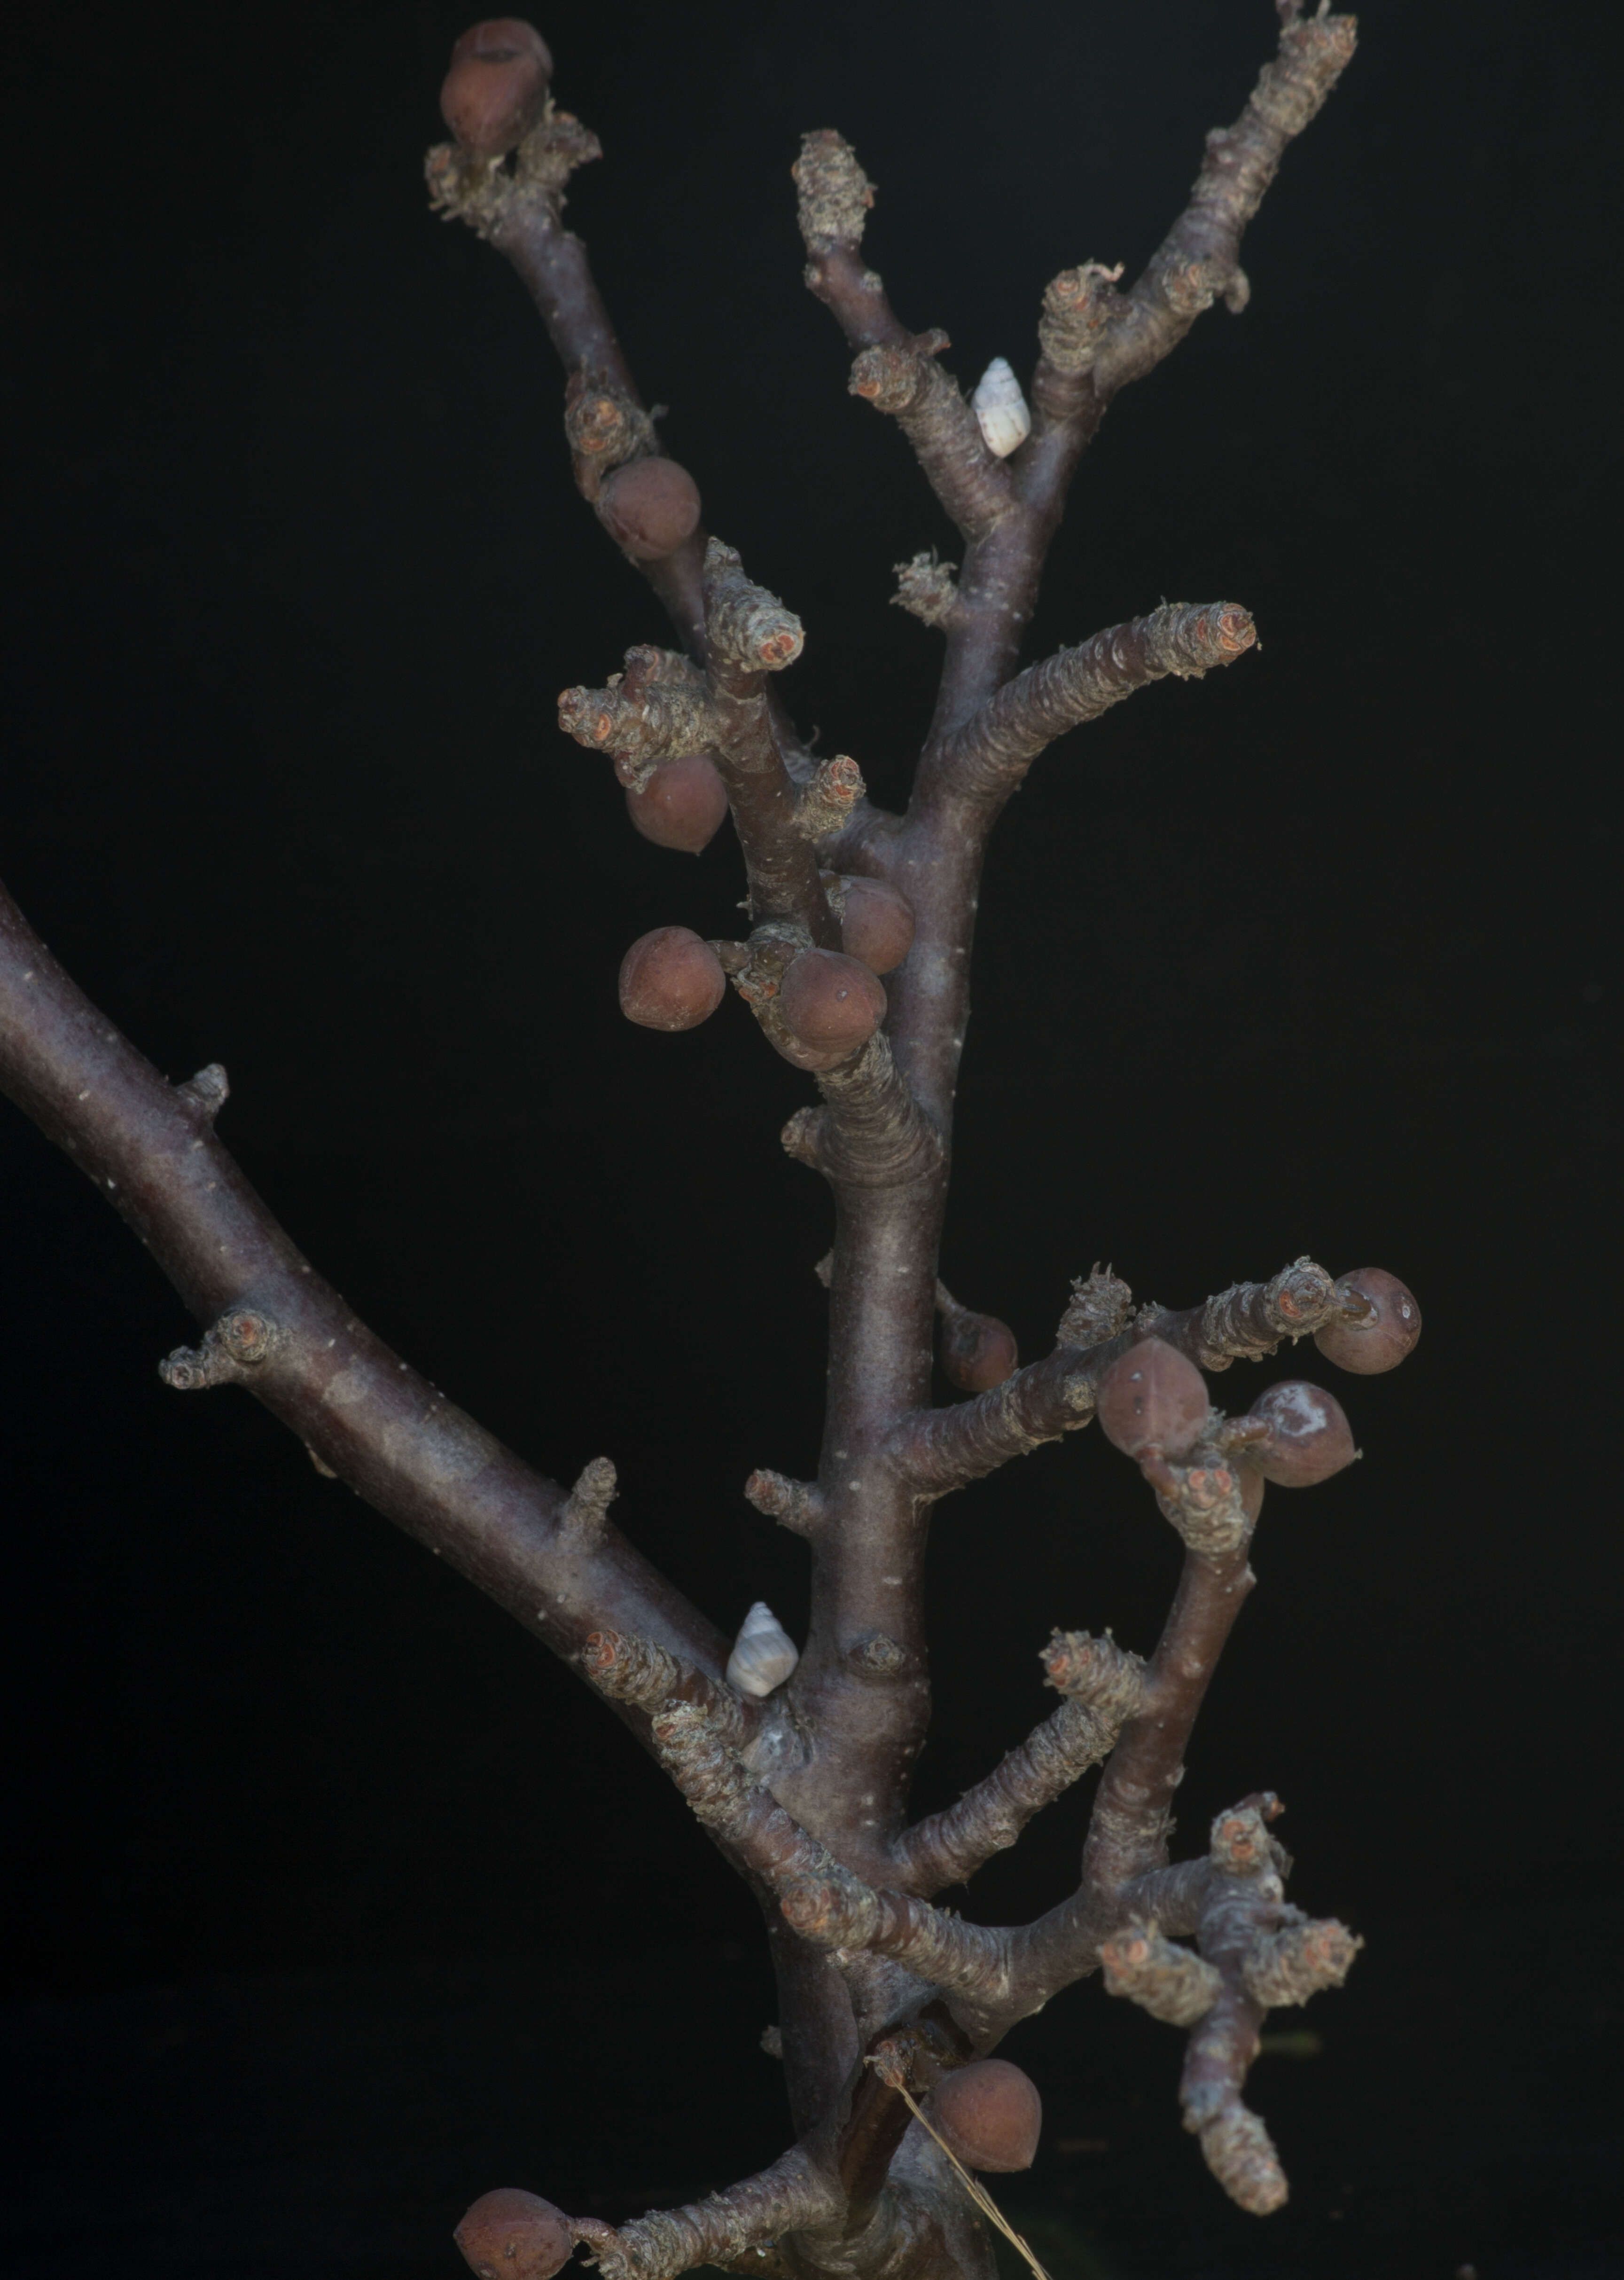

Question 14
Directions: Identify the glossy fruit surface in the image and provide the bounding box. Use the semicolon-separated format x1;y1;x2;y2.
1248;1379;1357;1486
439;21;552;158
1312;1267;1421;1374
929;2060;1042;2172
453;2188;573;2280
1097;1338;1209;1458
625;756;729;853
617;927;726;1030
600;459;702;561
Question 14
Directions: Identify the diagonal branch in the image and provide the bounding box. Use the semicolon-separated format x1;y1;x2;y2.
1024;4;1359;487
848;337;1013;543
428;99;710;650
886;1255;1342;1497
936;601;1257;813
794;131;1011;541
1088;3;1359;412
703;541;840;943
0;878;726;1688
778;1868;1015;2009
890;1632;1145;1894
649;1701;844;1889
581;1629;757;1750
584;2146;844;2280
887;7;1357;1132
1079;1499;1259;1901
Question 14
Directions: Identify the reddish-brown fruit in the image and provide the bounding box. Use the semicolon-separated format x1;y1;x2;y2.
779;949;886;1058
1247;1380;1357;1487
927;2060;1042;2173
941;1309;1019;1393
454;2188;573;2280
439;22;553;159
625;756;729;854
837;877;915;974
1312;1267;1422;1375
617;927;726;1031
599;458;702;561
1096;1337;1209;1459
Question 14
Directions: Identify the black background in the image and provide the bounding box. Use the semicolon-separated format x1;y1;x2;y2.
2;0;1617;2274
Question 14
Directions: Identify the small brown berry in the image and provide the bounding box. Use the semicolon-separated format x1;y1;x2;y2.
1312;1268;1422;1375
941;1308;1018;1393
454;2188;573;2280
617;926;726;1031
779;948;886;1059
928;2060;1042;2173
599;458;702;561
1096;1337;1209;1459
625;756;729;854
837;877;915;974
440;22;553;159
1247;1380;1357;1487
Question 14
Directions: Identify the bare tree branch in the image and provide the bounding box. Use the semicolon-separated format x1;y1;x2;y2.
581;1629;758;1750
1175;1803;1359;2216
4;20;1384;2272
891;1633;1145;1894
937;602;1257;813
702;541;840;944
887;1256;1343;1497
1085;3;1359;410
794;131;1010;542
586;2145;844;2280
428;101;710;650
0;881;726;1687
848;337;1012;543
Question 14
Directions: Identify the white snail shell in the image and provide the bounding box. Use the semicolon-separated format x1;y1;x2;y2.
971;357;1031;458
726;1601;799;1698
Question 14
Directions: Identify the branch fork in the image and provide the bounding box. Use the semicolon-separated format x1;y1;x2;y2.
0;16;1388;2280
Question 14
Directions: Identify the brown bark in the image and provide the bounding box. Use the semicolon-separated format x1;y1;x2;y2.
0;10;1389;2278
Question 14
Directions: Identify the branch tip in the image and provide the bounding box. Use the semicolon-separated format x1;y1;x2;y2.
743;1470;823;1535
793;129;874;252
703;540;804;674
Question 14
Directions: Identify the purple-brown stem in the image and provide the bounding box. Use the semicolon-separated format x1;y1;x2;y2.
0;13;1379;2278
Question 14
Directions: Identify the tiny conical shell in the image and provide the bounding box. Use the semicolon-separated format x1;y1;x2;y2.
726;1601;799;1698
971;357;1031;458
